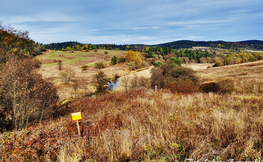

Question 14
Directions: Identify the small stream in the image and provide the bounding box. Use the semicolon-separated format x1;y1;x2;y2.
107;78;120;90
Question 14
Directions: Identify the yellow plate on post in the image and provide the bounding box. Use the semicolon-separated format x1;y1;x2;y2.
71;112;82;121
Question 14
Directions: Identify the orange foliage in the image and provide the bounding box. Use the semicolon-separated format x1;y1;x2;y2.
126;50;144;65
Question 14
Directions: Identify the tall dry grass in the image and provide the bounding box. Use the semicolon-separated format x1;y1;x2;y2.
1;88;262;161
2;61;263;161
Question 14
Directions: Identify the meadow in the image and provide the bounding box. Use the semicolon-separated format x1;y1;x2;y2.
36;49;128;100
1;59;263;161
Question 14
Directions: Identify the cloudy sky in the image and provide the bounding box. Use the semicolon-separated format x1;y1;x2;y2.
1;0;262;44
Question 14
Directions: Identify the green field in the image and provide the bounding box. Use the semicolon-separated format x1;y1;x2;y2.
37;49;126;67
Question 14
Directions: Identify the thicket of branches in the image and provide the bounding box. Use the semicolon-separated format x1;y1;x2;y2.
0;23;57;132
0;58;58;131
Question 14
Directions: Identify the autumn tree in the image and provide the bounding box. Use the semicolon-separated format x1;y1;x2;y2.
126;50;144;66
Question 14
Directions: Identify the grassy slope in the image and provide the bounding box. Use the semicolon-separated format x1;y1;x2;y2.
1;61;263;161
37;49;122;67
1;91;263;161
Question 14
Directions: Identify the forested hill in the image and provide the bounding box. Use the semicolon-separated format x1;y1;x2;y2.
155;40;263;50
46;41;84;51
46;40;263;51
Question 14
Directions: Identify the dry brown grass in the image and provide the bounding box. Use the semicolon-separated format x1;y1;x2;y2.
196;60;263;95
2;56;263;161
1;88;263;161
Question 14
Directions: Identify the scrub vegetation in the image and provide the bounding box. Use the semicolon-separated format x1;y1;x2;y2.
1;23;263;161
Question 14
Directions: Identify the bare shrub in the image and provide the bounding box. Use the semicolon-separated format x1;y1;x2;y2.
122;75;130;91
95;62;105;69
151;68;165;89
59;68;75;84
57;60;62;70
130;76;149;88
0;59;58;131
79;78;89;97
130;76;139;88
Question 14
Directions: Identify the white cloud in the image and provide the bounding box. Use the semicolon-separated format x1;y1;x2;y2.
167;20;229;26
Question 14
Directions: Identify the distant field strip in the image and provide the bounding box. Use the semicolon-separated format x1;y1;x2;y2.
85;61;110;67
40;51;92;66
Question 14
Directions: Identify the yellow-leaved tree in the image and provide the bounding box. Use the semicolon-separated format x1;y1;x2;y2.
126;50;144;65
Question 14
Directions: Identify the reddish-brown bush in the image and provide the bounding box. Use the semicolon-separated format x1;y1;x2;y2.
200;79;235;94
164;80;198;93
200;82;219;93
217;78;235;94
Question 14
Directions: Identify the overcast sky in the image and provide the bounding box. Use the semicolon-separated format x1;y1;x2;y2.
1;0;262;44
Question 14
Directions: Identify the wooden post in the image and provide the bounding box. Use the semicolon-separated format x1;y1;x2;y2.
71;112;82;136
76;120;80;136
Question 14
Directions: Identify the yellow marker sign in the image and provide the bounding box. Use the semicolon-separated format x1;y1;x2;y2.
71;112;82;121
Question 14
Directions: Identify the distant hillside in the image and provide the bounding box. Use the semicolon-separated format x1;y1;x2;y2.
45;40;263;51
45;42;146;51
155;40;263;50
45;41;84;50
